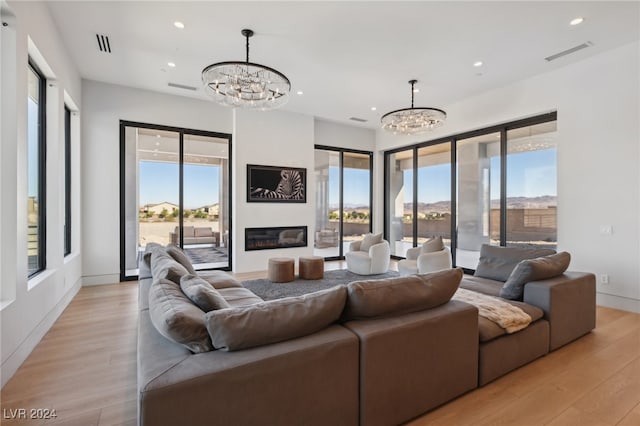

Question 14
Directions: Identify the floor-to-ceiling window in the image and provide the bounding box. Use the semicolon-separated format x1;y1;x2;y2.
384;112;557;270
506;121;557;249
64;105;72;257
314;146;372;259
27;59;46;277
120;122;231;280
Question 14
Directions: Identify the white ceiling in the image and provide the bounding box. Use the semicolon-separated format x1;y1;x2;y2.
46;1;640;129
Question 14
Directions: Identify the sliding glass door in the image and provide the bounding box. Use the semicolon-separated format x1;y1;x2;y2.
314;146;372;259
121;122;231;280
384;112;557;271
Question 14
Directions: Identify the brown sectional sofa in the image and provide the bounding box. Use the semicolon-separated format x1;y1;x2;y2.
137;244;596;426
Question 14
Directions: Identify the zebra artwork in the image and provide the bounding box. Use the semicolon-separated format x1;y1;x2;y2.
247;165;306;203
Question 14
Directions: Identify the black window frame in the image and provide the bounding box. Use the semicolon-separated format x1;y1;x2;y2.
384;111;557;272
119;120;233;281
314;145;373;261
27;58;47;278
64;105;71;256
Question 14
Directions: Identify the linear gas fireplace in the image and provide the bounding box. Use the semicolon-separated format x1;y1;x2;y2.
245;226;308;251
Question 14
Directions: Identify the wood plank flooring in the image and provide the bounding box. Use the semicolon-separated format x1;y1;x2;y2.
1;263;639;426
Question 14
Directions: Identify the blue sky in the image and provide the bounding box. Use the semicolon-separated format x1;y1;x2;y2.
140;162;219;208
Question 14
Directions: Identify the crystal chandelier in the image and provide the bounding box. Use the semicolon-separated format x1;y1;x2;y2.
202;29;291;110
381;80;446;135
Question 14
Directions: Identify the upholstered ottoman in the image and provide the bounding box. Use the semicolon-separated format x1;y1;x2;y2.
299;256;324;280
268;257;295;283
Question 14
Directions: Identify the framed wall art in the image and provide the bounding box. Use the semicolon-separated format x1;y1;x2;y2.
247;164;307;203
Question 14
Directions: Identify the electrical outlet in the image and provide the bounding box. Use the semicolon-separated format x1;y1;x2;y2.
599;274;609;285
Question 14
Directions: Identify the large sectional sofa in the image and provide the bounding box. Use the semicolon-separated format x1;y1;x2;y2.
137;243;595;426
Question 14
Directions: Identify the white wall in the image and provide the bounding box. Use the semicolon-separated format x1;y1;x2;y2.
314;118;375;152
233;109;316;273
1;0;82;387
81;80;232;285
376;41;640;312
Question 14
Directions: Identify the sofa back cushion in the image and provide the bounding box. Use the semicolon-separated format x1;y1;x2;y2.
142;242;164;267
500;252;571;300
360;232;383;252
180;274;231;312
198;270;243;289
205;286;347;351
148;278;212;353
165;244;197;274
194;227;212;237
474;244;556;282
150;249;190;284
421;236;444;253
344;268;462;320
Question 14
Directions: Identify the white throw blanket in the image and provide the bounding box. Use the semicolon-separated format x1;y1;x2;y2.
453;288;532;333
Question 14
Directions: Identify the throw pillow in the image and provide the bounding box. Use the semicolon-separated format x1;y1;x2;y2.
474;244;556;282
500;252;571;300
150;249;190;285
205;286;347;351
166;244;197;274
343;268;463;320
148;278;212;353
180;274;231;312
360;232;383;252
422;236;444;253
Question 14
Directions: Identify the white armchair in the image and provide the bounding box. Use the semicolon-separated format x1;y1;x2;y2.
398;245;452;276
345;236;391;275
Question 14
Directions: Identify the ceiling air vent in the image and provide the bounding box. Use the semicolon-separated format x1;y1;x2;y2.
168;82;198;91
96;34;111;53
349;117;368;123
545;41;593;62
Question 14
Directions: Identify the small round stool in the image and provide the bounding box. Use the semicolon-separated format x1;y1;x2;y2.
299;256;324;280
268;257;295;283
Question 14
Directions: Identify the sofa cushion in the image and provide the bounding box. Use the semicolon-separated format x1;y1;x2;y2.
217;287;264;307
142;242;164;267
183;226;196;237
459;275;502;297
360;232;382;252
199;270;244;289
474;244;556;282
422;236;444;253
148;278;212;353
166;244;197;274
205;286;347;351
150;249;190;285
180;274;231;312
344;268;462;320
194;227;212;237
500;252;571;300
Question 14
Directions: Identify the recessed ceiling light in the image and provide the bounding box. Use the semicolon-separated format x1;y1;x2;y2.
371;107;377;111
168;62;176;68
156;135;161;138
174;21;185;29
296;90;303;95
473;61;483;67
570;17;584;26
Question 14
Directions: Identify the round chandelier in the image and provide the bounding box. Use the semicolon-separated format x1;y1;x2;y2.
202;29;291;110
381;80;446;135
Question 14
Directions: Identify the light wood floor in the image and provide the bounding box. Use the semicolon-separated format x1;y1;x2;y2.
1;263;639;426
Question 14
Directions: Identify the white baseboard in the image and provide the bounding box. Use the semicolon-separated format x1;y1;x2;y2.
82;274;121;286
597;292;640;313
1;278;82;388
